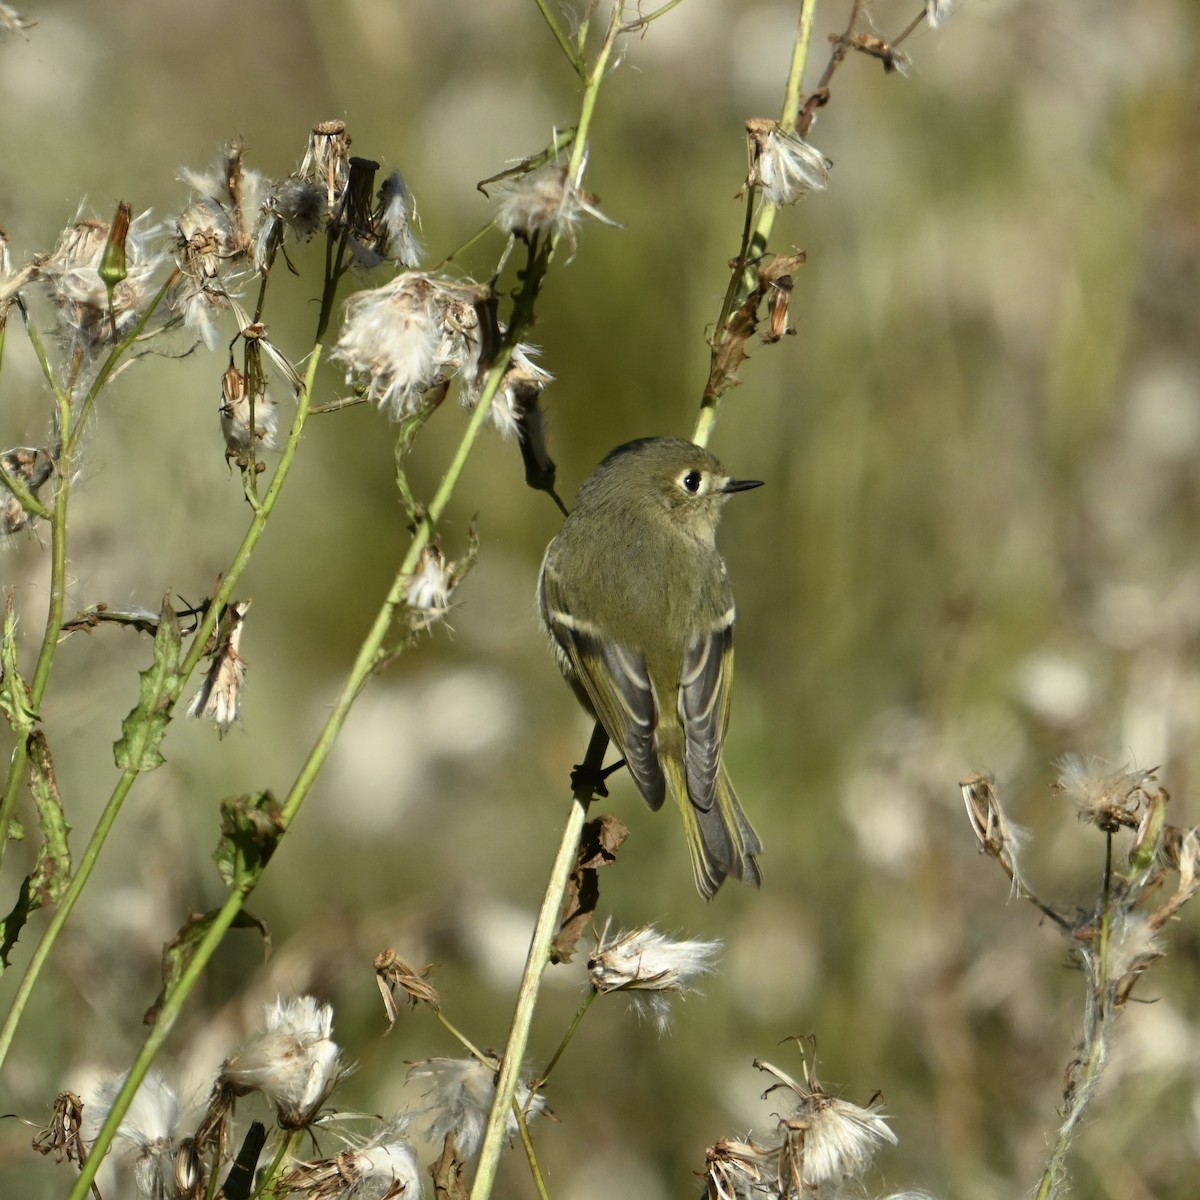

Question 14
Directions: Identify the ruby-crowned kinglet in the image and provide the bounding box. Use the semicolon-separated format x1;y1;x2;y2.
537;437;763;899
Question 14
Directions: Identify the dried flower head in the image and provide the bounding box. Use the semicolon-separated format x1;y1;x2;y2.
178;143;266;257
171;145;265;349
32;1091;87;1165
492;161;620;246
960;772;1030;896
255;177;328;272
333;274;489;420
220;363;278;460
187;600;250;736
346;169;422;270
376;171;422;267
1057;756;1157;834
849;32;909;76
405;545;454;618
375;950;441;1028
589;924;720;1031
300;119;353;217
220;995;350;1129
703;1135;780;1200
406;1057;544;1159
460;340;552;439
745;118;831;205
281;1124;422;1200
764;270;795;344
402;529;478;632
756;1055;897;1188
82;1070;202;1200
41;208;165;364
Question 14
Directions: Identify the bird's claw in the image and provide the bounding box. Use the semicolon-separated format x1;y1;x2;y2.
570;761;609;798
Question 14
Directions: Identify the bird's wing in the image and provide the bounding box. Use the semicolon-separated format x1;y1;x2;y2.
677;603;736;814
540;560;667;810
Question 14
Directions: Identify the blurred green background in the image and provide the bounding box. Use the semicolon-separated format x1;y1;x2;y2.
2;1;1199;1197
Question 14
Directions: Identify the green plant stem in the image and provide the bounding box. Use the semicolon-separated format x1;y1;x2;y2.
693;0;817;448
0;461;51;521
1033;835;1116;1200
66;271;179;459
0;320;74;867
0;279;178;862
435;1010;492;1063
536;987;598;1085
64;337;520;1200
431;218;500;272
533;0;584;77
467;16;629;1197
515;1102;551;1200
15;304;71;418
469;723;608;1200
178;349;319;680
0;348;324;1081
250;1128;298;1200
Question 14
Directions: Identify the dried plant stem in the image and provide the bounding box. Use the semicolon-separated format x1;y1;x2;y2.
470;724;609;1200
1034;836;1116;1200
695;0;817;448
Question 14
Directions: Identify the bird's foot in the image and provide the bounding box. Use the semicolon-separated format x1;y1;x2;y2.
570;757;626;798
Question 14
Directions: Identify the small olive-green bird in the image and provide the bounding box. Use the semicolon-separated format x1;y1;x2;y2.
537;437;763;899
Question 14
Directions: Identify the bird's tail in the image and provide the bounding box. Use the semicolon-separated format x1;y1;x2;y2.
666;759;763;900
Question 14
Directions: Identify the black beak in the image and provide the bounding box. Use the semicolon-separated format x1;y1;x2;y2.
722;478;764;494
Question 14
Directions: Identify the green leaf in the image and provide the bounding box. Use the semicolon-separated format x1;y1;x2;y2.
113;596;182;772
0;732;73;971
213;792;284;887
27;732;71;905
144;907;270;1025
0;591;37;736
0;877;36;971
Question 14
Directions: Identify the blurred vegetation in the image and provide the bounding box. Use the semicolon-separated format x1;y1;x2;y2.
1;1;1199;1198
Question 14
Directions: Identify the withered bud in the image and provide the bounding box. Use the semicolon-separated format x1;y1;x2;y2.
960;771;1029;894
744;118;831;205
220;363;277;461
849;33;908;75
764;273;795;343
341;156;380;231
704;1136;780;1199
300;119;352;213
32;1091;87;1164
187;600;251;736
375;949;441;1027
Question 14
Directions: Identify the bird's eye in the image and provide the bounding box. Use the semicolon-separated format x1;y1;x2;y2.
682;470;702;494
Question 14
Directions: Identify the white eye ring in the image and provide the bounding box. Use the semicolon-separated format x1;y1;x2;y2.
681;469;703;494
